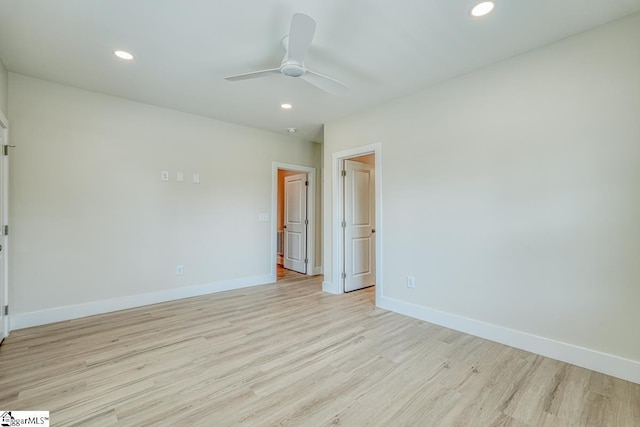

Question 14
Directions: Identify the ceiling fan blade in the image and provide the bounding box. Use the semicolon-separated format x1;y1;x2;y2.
225;68;280;81
287;13;316;62
301;69;349;94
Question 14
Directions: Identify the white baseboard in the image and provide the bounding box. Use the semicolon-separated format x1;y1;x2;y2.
10;273;276;331
322;280;341;294
378;296;640;385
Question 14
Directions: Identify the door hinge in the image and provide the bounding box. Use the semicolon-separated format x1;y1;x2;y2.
341;272;346;279
304;258;308;264
305;219;309;225
341;170;346;177
305;180;309;186
341;221;346;228
3;305;7;316
3;225;7;236
3;145;7;156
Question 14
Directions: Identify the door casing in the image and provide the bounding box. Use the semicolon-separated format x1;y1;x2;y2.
328;143;383;304
271;162;317;281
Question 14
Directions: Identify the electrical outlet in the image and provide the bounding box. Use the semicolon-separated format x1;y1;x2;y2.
176;172;184;182
161;171;169;181
407;276;415;288
176;265;184;276
192;173;200;184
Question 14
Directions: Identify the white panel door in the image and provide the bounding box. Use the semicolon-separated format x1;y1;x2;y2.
0;129;6;341
344;160;375;292
284;173;308;274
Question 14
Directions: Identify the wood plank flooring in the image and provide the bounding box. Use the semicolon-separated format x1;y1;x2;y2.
1;270;639;426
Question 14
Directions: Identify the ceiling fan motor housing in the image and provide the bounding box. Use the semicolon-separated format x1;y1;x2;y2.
281;61;305;77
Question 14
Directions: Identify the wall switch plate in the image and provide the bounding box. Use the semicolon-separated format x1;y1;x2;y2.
193;173;200;184
259;213;269;222
177;172;184;182
161;171;169;181
407;276;415;288
176;265;184;276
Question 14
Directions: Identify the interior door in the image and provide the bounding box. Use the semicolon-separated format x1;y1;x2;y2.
343;159;375;292
0;128;7;341
283;173;308;274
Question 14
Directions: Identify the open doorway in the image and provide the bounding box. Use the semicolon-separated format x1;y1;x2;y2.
329;143;382;303
342;154;375;292
0;110;9;342
279;170;307;275
271;162;317;282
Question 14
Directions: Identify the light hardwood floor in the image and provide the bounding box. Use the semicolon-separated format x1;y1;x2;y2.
1;269;639;426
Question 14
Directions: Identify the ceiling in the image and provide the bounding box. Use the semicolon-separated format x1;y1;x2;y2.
1;1;639;142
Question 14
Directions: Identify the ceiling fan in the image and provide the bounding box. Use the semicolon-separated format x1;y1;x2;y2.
224;13;349;95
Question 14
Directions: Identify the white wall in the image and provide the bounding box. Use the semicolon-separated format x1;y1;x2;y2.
0;57;8;117
8;74;321;323
324;13;640;380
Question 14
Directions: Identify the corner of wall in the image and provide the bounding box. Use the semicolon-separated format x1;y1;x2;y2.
322;280;340;294
0;57;9;117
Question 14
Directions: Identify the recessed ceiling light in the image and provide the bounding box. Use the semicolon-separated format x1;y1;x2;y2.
114;50;134;60
287;128;297;134
470;1;495;17
281;103;292;109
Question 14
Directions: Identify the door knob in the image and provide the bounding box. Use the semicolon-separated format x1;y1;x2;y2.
372;229;376;233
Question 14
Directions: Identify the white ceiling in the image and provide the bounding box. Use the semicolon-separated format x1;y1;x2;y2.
1;1;639;142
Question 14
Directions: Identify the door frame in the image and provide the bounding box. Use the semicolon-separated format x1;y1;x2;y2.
271;162;317;280
0;109;9;340
330;143;382;303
